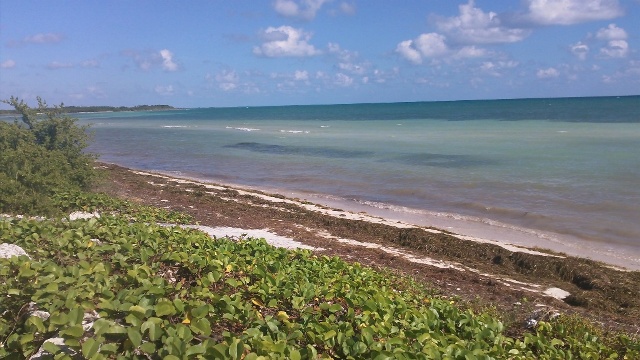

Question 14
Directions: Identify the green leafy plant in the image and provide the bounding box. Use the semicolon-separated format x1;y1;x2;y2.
2;208;638;359
0;97;96;215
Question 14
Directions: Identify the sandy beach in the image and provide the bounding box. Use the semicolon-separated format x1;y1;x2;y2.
93;162;640;333
130;165;640;272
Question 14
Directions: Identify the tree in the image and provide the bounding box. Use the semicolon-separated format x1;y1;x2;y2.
0;97;97;214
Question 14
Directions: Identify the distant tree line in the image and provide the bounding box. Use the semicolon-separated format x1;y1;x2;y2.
0;104;174;115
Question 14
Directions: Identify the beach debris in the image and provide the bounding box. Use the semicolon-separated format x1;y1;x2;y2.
543;287;571;300
0;243;30;259
82;310;100;332
524;306;561;329
68;211;100;221
27;309;100;360
30;310;51;321
329;234;464;270
25;302;50;321
29;337;72;360
158;266;179;284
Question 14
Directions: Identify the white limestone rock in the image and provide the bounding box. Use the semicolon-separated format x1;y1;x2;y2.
68;211;100;220
28;337;76;360
0;243;30;259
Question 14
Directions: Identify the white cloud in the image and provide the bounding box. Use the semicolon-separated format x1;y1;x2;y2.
215;70;240;91
415;33;449;58
596;24;627;40
328;43;367;75
121;49;180;71
396;4;510;66
1;59;16;69
154;85;174;95
328;43;352;61
81;59;100;68
68;85;109;100
602;74;615;83
570;42;589;60
590;24;630;58
254;26;321;57
24;33;64;44
434;0;530;44
294;70;309;81
396;40;424;64
396;33;490;64
524;0;623;25
600;39;629;58
479;60;519;76
274;0;299;17
454;46;489;58
397;32;494;64
86;86;107;98
47;61;74;70
273;0;329;20
370;68;400;84
160;49;179;71
338;2;356;15
570;24;628;61
537;67;560;78
334;73;354;87
600;60;640;83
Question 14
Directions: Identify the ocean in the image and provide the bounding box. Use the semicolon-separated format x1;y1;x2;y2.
76;96;640;268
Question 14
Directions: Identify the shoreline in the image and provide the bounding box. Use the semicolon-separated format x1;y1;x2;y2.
94;162;640;332
115;164;639;271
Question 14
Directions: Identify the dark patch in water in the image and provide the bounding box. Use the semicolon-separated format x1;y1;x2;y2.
388;153;496;168
225;142;374;159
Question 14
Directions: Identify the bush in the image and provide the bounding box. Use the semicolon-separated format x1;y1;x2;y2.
0;97;96;215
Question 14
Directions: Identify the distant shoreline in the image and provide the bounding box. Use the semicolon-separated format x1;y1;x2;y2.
0;104;176;115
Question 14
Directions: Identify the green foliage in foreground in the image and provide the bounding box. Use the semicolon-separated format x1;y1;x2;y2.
0;97;96;215
1;212;638;359
50;191;193;225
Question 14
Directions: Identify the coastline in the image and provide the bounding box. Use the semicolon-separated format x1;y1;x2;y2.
94;162;640;332
110;163;640;271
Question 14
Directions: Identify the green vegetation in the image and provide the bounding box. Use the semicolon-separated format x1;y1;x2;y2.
1;98;639;358
2;209;639;359
0;97;96;215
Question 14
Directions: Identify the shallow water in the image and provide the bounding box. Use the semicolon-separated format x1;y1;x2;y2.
78;96;640;267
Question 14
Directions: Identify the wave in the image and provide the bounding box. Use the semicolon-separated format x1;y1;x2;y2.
280;130;310;134
225;126;260;132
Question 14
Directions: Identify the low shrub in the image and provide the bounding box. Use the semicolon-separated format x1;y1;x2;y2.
0;97;96;215
1;210;638;359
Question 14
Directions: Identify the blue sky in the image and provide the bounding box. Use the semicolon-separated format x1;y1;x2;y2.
1;0;638;108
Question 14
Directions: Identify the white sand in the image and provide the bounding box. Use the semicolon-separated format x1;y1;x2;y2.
181;225;321;251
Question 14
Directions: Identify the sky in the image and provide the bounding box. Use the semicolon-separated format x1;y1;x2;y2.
1;0;639;108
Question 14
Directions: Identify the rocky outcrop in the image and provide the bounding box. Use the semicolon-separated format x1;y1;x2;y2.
0;243;30;259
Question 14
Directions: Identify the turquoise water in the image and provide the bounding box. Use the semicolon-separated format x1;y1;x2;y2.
77;96;640;262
